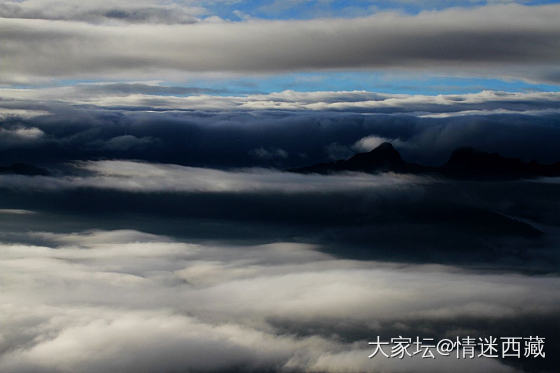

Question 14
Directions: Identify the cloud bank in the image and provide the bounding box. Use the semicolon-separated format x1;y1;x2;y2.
2;88;560;168
0;0;208;24
0;228;556;372
1;4;560;83
3;87;560;114
0;160;424;193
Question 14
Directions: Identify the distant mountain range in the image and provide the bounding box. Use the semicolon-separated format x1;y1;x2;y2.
291;142;560;179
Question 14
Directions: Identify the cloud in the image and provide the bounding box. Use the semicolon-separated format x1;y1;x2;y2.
75;82;225;96
0;228;556;372
2;91;560;169
353;135;392;152
0;109;49;120
0;209;36;215
0;126;45;141
250;147;289;160
97;135;156;151
325;142;354;160
0;160;424;193
4;87;560;114
1;4;560;82
0;0;207;24
0;160;557;273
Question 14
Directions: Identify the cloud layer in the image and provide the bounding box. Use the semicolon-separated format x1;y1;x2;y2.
0;160;423;193
3;86;560;114
2;88;560;168
0;228;556;372
0;0;208;24
2;4;560;82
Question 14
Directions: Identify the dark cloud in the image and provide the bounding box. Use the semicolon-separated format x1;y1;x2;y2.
0;166;558;274
2;96;558;273
2;102;560;168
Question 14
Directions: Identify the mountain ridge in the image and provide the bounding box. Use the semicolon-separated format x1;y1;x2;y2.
291;142;560;179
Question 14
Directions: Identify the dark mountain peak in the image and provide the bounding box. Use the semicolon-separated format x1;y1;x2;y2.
443;147;527;178
345;142;404;170
447;147;518;165
291;142;419;174
371;141;397;153
366;142;401;159
291;143;560;179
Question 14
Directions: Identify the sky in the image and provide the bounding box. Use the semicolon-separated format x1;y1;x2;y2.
1;1;560;373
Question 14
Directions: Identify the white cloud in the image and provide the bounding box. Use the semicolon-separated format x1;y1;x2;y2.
353;135;391;152
0;126;45;140
0;229;553;372
1;4;560;82
0;209;36;215
3;87;560;114
0;160;425;193
0;109;49;120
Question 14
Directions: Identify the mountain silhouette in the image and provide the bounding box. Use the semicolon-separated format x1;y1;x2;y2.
442;147;560;179
291;143;560;179
293;142;429;174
